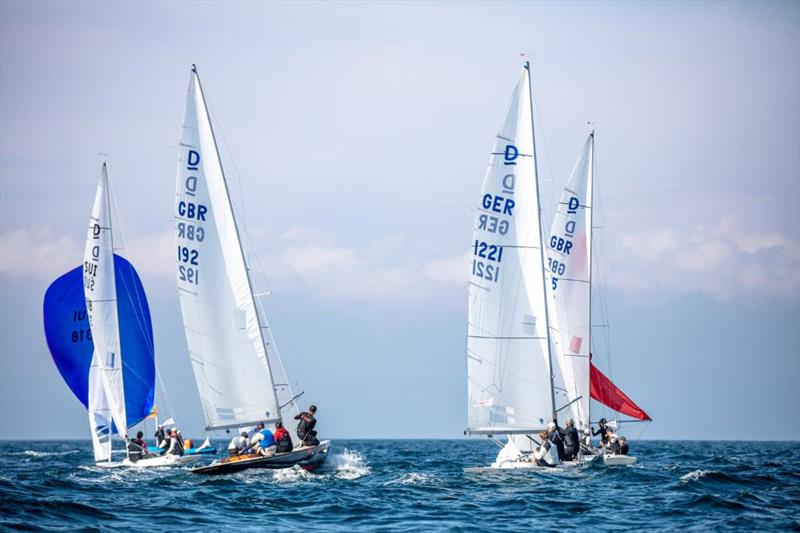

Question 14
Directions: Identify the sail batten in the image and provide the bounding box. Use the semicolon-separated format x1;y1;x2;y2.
466;66;555;434
175;68;281;429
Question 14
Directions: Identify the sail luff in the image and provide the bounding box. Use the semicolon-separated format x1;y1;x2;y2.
83;163;128;447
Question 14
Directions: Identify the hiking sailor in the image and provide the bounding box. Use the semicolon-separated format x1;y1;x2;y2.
533;430;560;467
619;436;630;455
295;405;319;446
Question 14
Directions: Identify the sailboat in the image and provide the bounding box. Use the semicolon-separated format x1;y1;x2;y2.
43;163;200;467
464;62;562;469
546;132;651;466
173;66;329;475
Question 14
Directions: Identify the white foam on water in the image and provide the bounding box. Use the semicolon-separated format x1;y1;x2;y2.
330;449;370;480
680;469;715;482
15;450;79;457
385;472;437;486
272;465;314;483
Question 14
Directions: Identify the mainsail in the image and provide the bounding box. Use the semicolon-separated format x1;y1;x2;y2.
175;67;281;431
546;133;594;430
466;64;555;435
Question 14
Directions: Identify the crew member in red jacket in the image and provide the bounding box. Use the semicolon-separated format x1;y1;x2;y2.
274;421;293;453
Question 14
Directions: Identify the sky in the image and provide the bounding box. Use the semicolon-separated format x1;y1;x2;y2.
1;1;798;441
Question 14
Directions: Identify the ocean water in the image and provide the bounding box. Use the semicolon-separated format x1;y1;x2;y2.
0;439;798;531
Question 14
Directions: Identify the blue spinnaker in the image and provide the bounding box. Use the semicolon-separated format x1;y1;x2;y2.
43;255;155;429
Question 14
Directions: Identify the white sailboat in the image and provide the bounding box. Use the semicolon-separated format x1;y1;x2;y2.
174;66;329;474
464;62;562;469
546;132;651;466
44;163;200;468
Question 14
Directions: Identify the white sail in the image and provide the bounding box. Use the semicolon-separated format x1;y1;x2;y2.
83;163;128;449
466;65;555;434
174;67;281;431
546;134;594;430
87;359;112;462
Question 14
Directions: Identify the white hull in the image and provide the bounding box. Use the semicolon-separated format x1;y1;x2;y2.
96;454;203;468
603;454;637;466
466;452;599;472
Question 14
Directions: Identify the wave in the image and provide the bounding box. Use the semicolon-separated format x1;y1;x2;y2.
385;472;439;486
679;469;716;482
9;450;80;458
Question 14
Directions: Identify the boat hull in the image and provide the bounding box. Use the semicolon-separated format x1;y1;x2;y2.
191;440;330;475
604;454;637;466
465;452;600;472
96;454;202;468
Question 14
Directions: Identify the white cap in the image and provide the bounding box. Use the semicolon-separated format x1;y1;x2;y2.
583;429;591;435
547;422;556;430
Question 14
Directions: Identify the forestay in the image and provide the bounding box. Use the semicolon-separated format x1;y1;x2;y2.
466;65;554;435
83;164;128;451
546;134;593;430
174;67;281;431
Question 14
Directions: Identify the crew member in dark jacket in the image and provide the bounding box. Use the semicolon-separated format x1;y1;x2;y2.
619;436;629;455
294;405;319;446
556;418;580;461
592;418;610;445
547;421;565;460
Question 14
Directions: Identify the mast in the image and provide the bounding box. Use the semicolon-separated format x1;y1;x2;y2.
191;65;282;423
524;60;557;422
587;130;595;428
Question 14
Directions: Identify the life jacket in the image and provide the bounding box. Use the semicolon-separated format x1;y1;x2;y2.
274;428;293;452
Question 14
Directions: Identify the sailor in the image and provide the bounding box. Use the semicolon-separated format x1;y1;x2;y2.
295;405;319;447
556;418;580;461
274;421;293;453
547;421;566;460
154;424;167;447
592;418;610;445
247;423;266;452
580;428;593;454
176;429;185;451
607;434;621;455
534;430;560;467
227;430;249;456
165;429;185;456
255;426;277;457
619;436;629;455
127;431;149;462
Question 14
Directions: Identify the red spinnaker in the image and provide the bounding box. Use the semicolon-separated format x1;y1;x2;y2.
590;362;651;421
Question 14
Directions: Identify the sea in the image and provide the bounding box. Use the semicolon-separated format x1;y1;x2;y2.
0;439;798;531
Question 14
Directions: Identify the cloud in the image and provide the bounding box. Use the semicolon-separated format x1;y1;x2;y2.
0;225;80;279
606;215;800;300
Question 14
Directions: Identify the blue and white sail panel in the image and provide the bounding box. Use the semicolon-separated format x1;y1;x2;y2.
466;66;554;435
546;134;593;430
174;68;280;431
43;255;156;430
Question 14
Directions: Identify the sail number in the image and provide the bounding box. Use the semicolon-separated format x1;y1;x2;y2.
473;240;503;262
548;196;581;292
176;149;205;288
472;260;500;282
